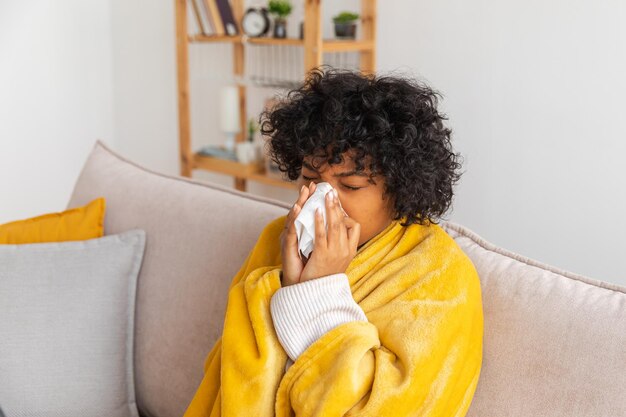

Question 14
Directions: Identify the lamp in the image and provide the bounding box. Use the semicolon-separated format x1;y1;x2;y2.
219;85;241;153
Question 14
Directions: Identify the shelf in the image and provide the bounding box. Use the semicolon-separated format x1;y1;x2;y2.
187;34;374;52
193;152;259;176
187;34;242;43
247;172;299;190
192;152;298;190
188;34;302;45
176;0;377;192
249;37;305;46
322;39;375;52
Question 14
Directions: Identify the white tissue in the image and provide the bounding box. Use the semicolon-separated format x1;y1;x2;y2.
294;182;347;260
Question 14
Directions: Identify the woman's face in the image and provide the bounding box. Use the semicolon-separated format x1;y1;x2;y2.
296;150;395;248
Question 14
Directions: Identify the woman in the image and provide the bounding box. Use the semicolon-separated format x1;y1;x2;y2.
184;66;483;417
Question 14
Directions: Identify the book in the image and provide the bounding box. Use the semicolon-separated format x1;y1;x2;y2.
203;0;225;35
215;0;239;36
188;0;204;35
195;0;215;35
197;145;237;161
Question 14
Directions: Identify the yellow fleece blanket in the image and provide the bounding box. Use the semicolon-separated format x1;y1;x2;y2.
184;214;483;417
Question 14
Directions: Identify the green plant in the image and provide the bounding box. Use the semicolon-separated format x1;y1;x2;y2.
333;11;359;24
268;0;292;20
247;118;257;142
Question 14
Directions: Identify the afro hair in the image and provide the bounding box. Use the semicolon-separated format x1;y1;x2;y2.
259;65;465;227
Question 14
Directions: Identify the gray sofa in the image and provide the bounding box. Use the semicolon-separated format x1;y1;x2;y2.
67;140;626;417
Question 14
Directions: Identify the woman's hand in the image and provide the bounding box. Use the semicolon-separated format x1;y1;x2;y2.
299;188;361;283
280;181;317;286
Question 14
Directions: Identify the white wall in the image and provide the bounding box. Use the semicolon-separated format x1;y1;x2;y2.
376;1;626;285
0;0;114;222
109;0;179;175
2;0;624;286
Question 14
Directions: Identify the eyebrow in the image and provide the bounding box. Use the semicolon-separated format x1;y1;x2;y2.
302;161;369;177
302;160;377;185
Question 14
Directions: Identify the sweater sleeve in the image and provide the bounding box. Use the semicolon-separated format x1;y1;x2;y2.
270;273;368;363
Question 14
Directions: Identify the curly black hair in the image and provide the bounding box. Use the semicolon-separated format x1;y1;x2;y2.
259;65;465;227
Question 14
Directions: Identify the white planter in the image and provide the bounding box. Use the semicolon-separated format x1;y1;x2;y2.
235;142;257;164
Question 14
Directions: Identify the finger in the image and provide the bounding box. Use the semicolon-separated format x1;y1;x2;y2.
287;202;296;224
287;186;309;228
334;190;349;249
296;184;311;210
333;189;345;219
335;195;348;217
343;216;357;228
314;206;328;251
325;189;346;251
344;217;361;253
286;204;301;243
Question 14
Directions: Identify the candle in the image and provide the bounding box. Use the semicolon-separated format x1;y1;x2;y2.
219;85;241;152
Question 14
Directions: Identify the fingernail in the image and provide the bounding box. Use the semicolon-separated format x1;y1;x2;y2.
301;185;306;193
316;207;322;216
333;189;338;198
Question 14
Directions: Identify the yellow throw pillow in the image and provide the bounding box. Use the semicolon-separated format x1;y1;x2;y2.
0;197;105;244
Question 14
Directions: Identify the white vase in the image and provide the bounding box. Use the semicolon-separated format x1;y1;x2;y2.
236;142;256;164
254;141;264;162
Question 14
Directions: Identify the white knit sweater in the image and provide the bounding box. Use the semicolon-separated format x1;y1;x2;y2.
270;272;368;371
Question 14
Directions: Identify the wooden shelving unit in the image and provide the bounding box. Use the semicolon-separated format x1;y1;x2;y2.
174;0;377;192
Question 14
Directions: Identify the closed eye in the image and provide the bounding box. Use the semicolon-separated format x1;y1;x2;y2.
302;176;363;191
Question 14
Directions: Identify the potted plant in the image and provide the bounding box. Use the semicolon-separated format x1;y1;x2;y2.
268;0;292;39
247;118;257;143
236;118;262;164
333;11;359;39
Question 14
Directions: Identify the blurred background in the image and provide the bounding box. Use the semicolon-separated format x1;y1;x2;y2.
1;0;625;286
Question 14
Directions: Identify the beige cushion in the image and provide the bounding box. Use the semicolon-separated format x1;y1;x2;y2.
441;222;626;416
68;139;626;417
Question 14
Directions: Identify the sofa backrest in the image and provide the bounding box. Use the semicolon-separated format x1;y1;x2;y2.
68;140;626;417
440;222;626;417
68;140;290;417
